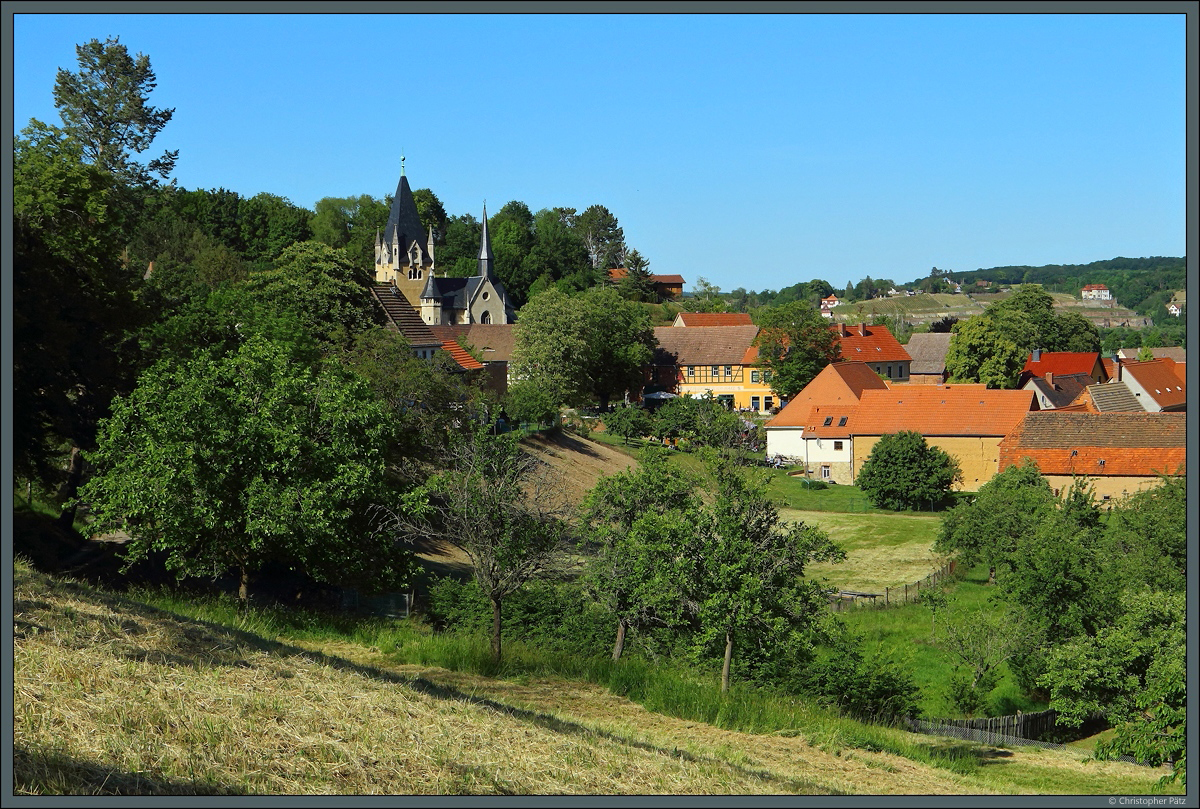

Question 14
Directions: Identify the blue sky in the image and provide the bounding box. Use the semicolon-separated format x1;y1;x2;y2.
11;11;1187;293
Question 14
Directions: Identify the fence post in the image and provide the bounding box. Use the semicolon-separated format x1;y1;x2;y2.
885;587;889;606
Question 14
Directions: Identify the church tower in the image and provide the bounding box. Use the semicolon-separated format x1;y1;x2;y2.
374;156;435;306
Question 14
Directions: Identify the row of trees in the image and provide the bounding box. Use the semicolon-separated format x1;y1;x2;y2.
934;464;1186;785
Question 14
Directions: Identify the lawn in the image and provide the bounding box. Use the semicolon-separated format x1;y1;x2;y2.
780;508;944;594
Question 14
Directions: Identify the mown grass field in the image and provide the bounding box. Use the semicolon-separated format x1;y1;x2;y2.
13;560;1179;797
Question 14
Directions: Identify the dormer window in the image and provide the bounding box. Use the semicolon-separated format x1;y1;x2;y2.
838;417;848;427
823;417;833;427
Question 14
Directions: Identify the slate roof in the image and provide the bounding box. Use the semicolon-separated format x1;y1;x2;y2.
999;411;1186;477
904;332;952;375
832;323;912;363
1021;352;1103;381
1024;373;1094;410
673;312;754;327
852;386;1034;437
1121;359;1186;410
1074;382;1145;413
383;172;428;255
420;275;481;310
652;326;760;366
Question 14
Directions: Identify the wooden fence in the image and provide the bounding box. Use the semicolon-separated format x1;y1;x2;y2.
911;708;1059;745
827;560;957;611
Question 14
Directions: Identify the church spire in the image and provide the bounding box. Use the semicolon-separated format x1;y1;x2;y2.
477;202;496;279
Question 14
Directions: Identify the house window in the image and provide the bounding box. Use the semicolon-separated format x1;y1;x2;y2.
751;396;760;411
833;441;844;451
887;365;893;378
823;416;833;426
821;466;831;480
687;366;695;378
751;370;761;383
711;365;719;376
765;396;774;410
724;365;732;377
838;416;847;427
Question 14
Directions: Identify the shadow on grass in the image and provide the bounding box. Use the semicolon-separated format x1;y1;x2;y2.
13;747;248;796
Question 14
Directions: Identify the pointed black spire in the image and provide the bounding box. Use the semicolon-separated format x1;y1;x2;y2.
383;159;426;260
477;202;496;279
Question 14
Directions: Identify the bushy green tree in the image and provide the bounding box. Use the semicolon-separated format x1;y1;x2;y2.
693;457;845;691
1040;588;1185;788
602;405;654;445
934;460;1055;583
1102;475;1187;593
582;447;702;659
511;286;656;410
855;431;961;511
752;300;841;399
240;240;379;346
80;335;415;602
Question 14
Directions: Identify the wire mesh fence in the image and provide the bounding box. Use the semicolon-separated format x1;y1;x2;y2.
827;561;957;611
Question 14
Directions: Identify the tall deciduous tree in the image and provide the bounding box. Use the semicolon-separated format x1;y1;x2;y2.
79;335;415;602
855;431;962;511
13;121;140;506
693;457;844;692
511;286;656;410
574;204;625;270
240;240;379;346
752;300;841;399
53;36;177;187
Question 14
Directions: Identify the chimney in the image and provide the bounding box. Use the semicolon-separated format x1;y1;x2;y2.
840;323;849;337
1045;371;1054;388
1112;353;1121;382
859;322;868;337
1032;348;1042;362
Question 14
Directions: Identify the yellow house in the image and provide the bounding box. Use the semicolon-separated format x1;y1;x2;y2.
648;326;778;412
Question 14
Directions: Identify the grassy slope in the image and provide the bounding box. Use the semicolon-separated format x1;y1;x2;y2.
13;561;1177;796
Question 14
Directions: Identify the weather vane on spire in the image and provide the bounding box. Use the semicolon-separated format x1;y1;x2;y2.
400;151;405;177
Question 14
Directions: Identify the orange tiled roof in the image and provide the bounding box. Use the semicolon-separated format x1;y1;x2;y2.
440;340;484;371
1021;352;1102;379
1121;358;1186;409
832;323;912;363
607;268;686;285
674;312;754;327
765;362;890;428
999;411;1185;477
852;385;1034;437
801;404;858;438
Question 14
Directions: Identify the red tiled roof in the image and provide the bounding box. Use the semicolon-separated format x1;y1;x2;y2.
674;312;754;327
852;386;1034;437
607;268;685;285
999;411;1186;477
1081;284;1109;291
1121;358;1186;409
441;340;484;371
1021;352;1102;379
831;323;912;363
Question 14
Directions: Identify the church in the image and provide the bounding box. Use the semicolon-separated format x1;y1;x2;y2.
374;159;511;326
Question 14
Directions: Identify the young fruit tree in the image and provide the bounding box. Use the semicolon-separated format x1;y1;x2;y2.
80;335;417;602
383;429;573;665
582;447;703;660
693;456;845;692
